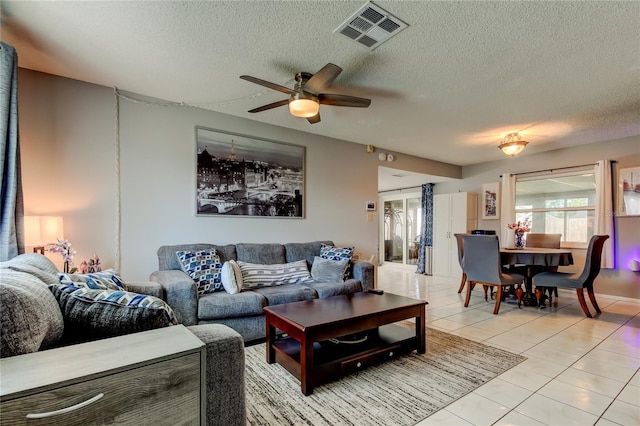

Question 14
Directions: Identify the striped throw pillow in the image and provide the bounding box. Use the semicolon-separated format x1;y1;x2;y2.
237;260;311;289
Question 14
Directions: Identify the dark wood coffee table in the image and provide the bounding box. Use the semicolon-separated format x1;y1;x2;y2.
263;292;427;395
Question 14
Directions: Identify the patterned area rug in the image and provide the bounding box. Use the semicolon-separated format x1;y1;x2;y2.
245;327;526;426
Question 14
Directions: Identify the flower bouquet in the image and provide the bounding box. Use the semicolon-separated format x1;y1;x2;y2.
48;239;77;273
507;220;530;249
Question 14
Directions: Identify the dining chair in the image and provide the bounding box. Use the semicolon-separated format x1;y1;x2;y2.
533;235;609;318
525;233;562;302
454;233;466;293
461;235;525;314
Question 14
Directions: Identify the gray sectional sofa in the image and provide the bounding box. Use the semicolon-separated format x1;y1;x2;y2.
0;253;246;426
150;240;375;342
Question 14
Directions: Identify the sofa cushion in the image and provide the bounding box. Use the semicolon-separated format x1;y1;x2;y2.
284;240;334;269
253;284;317;306
49;284;178;342
237;260;311;289
198;291;266;320
157;244;237;270
320;244;354;262
320;244;354;279
176;250;223;295
305;278;363;298
310;256;349;282
221;260;243;294
236;243;286;264
58;269;125;290
0;261;65;357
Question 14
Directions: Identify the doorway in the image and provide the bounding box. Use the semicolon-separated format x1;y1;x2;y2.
379;192;421;267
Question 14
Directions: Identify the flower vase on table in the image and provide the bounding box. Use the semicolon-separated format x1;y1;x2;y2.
507;221;530;250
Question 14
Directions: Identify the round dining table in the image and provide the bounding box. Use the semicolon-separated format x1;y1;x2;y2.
500;247;574;306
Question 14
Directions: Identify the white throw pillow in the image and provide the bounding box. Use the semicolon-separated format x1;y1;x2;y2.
221;260;243;294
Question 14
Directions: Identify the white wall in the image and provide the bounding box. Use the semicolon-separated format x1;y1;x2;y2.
18;69;458;281
18;70;116;272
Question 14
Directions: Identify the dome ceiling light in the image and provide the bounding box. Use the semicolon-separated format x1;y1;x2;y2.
498;132;529;157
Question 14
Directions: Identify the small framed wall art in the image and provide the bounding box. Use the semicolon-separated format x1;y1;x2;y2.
618;166;640;216
366;201;376;211
482;182;501;220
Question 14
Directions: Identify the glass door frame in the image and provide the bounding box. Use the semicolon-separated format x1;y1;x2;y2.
379;191;422;267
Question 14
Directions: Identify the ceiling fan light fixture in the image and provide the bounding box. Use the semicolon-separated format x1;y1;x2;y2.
498;132;529;157
289;93;319;118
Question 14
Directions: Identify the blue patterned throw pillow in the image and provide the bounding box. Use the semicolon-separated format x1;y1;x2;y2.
176;250;223;295
49;284;178;343
320;244;354;280
58;269;125;291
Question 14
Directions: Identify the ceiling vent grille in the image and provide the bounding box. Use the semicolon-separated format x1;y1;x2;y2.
334;1;408;51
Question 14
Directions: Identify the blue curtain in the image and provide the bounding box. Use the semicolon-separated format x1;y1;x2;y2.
0;42;24;261
416;183;434;274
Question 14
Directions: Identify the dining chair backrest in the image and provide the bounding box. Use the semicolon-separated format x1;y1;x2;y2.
526;233;562;248
461;235;502;284
454;233;465;267
576;235;609;284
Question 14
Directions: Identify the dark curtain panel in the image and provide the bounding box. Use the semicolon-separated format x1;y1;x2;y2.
0;42;24;261
415;183;434;274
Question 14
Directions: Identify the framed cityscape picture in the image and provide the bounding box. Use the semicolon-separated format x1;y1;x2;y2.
482;182;501;220
195;127;305;217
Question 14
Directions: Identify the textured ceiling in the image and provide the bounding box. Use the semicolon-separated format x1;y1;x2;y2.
2;1;639;169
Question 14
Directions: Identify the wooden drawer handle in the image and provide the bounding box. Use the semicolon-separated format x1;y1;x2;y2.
26;393;104;419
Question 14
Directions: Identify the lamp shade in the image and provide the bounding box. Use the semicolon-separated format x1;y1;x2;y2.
288;93;319;118
24;216;64;246
24;216;42;246
498;133;529;157
498;141;528;156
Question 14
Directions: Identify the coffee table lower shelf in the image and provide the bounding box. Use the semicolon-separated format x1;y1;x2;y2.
271;324;416;391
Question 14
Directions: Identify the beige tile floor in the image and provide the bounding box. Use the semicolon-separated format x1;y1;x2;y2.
377;265;640;426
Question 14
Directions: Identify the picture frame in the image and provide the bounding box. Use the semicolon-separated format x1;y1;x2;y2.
617;166;640;216
482;182;501;220
195;127;305;217
366;201;376;211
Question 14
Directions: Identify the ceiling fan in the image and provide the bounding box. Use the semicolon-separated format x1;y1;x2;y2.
240;63;371;124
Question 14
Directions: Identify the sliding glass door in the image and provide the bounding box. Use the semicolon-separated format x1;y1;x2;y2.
380;192;422;266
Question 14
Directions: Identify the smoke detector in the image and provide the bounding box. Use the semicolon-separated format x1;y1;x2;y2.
334;1;409;51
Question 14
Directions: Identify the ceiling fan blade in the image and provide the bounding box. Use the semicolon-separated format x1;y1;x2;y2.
240;75;295;95
304;63;342;94
247;99;290;113
318;93;371;108
307;113;321;124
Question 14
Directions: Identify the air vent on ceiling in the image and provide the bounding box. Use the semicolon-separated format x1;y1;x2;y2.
334;1;408;51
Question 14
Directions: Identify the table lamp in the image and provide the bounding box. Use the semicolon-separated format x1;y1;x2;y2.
24;216;64;254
